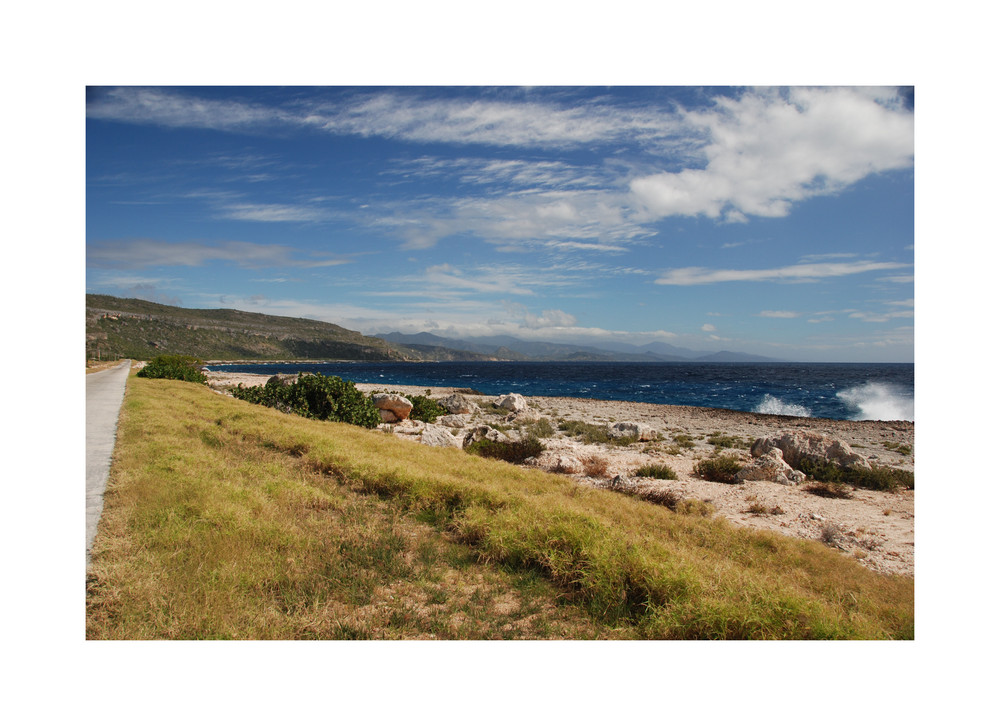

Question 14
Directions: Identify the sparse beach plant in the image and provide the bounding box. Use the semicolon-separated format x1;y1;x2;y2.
466;436;545;464
558;420;614;445
707;432;752;451
693;455;743;484
674;499;716;517
672;433;697;449
796;459;913;492
634;464;677;480
804;480;853;499
525;418;555;439
581;455;610;478
882;441;913;456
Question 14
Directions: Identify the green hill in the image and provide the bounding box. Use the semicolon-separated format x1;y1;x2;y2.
85;294;413;362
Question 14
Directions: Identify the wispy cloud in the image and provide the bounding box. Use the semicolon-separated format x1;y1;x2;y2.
758;310;800;318
656;260;910;286
219;203;331;223
87;238;351;270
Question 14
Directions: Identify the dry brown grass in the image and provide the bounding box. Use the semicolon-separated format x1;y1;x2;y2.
88;376;915;640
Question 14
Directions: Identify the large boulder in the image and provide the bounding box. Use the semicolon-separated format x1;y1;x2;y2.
609;421;657;441
495;393;529;413
371;393;413;423
736;447;806;485
266;373;299;386
438;414;470;428
420;424;464;449
438;393;479;415
751;432;871;471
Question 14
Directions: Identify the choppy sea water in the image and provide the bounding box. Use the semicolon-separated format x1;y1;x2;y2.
209;361;914;422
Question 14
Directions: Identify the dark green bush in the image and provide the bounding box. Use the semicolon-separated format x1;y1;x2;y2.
467;436;545;464
136;355;207;383
693;455;743;484
408;395;448;423
232;373;380;428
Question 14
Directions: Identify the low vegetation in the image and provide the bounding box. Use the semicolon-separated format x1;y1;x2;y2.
634;463;678;480
88;376;914;639
796;459;914;492
135;354;207;383
558;420;637;446
232;374;381;428
466;436;545;464
407;394;448;424
693;455;744;484
707;432;753;451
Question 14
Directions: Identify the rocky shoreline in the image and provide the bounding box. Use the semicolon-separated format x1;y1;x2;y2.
206;371;915;577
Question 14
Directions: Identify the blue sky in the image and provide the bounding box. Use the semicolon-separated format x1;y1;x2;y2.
86;86;914;361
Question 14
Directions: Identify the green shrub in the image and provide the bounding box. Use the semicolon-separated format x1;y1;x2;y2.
558;419;612;444
232;373;380;428
467;436;545;464
796;459;913;492
707;432;751;451
524;418;556;439
634;464;678;480
408;395;448;423
693;455;743;484
136;355;207;383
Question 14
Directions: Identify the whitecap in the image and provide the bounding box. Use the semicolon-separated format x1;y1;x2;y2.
753;394;812;417
836;382;914;421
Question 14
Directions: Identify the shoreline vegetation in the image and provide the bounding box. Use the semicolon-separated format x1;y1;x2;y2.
87;365;914;639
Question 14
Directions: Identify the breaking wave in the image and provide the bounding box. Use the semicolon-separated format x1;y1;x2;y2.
836;382;914;421
754;394;812;417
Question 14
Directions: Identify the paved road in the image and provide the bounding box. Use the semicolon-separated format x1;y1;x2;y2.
86;360;131;569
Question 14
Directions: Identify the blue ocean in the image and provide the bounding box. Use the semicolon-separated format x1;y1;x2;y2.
209;361;915;422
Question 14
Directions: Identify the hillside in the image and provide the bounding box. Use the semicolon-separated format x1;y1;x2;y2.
86;295;414;362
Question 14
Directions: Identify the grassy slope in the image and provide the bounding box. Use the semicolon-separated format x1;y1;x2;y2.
85;294;411;361
87;377;914;639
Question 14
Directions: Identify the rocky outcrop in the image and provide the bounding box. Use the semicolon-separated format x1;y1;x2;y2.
751;432;871;471
419;424;464;448
609;421;658;441
438;393;479;415
736;447;807;485
495;393;529;413
266;373;299;386
372;393;413;423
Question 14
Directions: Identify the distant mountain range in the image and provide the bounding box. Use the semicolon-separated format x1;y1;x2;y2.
375;331;782;363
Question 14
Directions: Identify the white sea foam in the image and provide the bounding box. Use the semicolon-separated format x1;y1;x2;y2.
836;382;914;421
754;394;812;417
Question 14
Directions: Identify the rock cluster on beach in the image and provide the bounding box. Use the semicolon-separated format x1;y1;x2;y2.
206;371;915;577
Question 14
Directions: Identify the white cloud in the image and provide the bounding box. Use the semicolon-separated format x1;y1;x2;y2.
87;238;350;270
630;87;913;221
219;203;330;223
701;323;716;332
656;260;910;285
758;310;799;318
523;308;578;329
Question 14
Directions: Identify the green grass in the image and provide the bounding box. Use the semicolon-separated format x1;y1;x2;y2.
88;376;914;639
